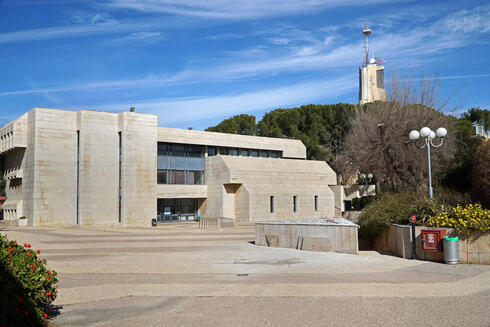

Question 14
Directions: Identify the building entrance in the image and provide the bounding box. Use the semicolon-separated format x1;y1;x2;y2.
157;198;199;222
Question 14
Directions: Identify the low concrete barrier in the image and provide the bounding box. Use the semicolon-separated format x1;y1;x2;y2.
255;219;359;254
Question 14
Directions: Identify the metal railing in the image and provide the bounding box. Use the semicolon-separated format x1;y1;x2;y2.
199;217;235;229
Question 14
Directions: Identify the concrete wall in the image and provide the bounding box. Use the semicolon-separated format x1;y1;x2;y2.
458;232;490;265
157;127;306;159
204;156;336;222
373;224;453;262
255;222;358;254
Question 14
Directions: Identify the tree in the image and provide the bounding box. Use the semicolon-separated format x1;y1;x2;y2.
472;141;490;208
342;75;456;193
206;114;257;135
461;107;490;133
257;104;355;163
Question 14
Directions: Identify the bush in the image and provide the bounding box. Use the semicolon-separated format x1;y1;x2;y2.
351;195;377;210
0;234;58;326
426;203;490;236
472;141;490;208
357;193;415;240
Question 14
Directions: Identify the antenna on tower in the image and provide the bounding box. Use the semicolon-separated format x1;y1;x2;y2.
362;22;371;66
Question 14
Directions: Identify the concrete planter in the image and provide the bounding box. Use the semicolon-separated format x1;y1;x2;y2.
373;224;489;265
458;232;490;265
17;218;28;227
255;219;359;254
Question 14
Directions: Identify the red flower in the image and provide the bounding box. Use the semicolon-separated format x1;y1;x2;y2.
27;244;31;248
7;246;12;250
46;292;52;297
30;264;34;269
17;299;23;304
25;312;28;316
26;252;31;256
48;270;51;274
13;241;16;244
44;313;48;319
46;276;50;280
23;243;27;247
37;249;41;254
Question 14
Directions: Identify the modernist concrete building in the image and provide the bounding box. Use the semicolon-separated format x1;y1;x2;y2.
0;108;337;227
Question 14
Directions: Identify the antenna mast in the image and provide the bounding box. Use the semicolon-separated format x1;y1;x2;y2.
362;22;371;66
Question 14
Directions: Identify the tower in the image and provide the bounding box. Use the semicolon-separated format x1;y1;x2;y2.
359;23;386;105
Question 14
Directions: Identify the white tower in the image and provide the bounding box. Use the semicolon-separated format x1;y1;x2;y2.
359;23;386;105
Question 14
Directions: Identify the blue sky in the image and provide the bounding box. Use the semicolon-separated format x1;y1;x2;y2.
0;0;489;129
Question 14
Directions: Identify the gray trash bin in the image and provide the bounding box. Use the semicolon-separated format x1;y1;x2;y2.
443;236;459;265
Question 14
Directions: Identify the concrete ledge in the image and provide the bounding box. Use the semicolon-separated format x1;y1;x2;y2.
255;219;359;254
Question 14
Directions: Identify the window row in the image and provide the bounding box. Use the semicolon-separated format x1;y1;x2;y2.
208;146;281;158
270;195;319;213
157;169;205;185
158;143;204;158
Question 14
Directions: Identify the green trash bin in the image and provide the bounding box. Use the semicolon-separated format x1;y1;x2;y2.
443;236;459;265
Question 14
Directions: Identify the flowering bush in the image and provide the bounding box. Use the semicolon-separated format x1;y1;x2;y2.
0;234;58;326
426;203;490;236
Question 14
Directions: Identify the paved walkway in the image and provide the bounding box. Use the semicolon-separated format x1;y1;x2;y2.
1;224;489;326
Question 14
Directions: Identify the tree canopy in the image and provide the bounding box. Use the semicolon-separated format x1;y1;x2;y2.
206;114;257;135
461;107;490;132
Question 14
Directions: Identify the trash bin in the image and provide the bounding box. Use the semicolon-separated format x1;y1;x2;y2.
151;218;157;227
443;236;459;264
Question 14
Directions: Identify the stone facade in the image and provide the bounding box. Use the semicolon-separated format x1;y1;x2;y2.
1;108;338;227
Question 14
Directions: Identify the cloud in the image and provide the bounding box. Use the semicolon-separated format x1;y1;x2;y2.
104;31;163;45
105;0;395;19
90;75;356;124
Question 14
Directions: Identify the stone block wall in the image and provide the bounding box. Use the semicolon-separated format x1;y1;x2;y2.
458;232;490;264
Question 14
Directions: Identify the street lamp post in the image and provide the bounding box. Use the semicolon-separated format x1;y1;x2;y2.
359;173;373;196
409;126;447;199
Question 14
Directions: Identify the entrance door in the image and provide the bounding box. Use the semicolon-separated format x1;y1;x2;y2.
157;198;199;222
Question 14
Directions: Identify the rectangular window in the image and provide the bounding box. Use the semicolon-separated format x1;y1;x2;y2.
260;150;269;158
314;195;318;212
219;147;229;155
157;170;167;184
188;145;204;157
241;148;249;156
158;143;167;156
230;148;239;156
270;151;279;158
208;146;217;156
171;170;185;184
293;196;297;212
185;171;203;185
270;196;274;213
251;149;259;157
170;144;186;157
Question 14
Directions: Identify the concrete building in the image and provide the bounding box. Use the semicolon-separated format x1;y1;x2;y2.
359;23;386;105
0;108;337;227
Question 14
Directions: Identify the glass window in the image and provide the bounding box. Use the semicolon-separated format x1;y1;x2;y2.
158;143;168;156
260;150;269;158
270;196;274;213
208;146;217;156
188;145;204;157
230;148;239;156
157;170;167;184
270;151;279;158
251;149;259;157
219;147;229;155
314;195;318;211
171;170;185;184
170;144;185;157
293;196;297;212
241;149;249;156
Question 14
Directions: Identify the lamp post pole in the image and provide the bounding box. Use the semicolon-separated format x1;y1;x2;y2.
409;127;447;199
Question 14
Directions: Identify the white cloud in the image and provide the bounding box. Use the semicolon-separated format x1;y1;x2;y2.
105;0;394;19
91;75;356;124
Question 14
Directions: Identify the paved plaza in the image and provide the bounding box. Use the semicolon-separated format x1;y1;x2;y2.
1;224;489;326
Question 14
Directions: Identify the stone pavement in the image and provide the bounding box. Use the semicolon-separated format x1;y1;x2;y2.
1;224;489;326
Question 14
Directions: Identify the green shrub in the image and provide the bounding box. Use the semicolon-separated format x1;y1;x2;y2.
357;193;414;240
0;234;58;326
351;195;377;210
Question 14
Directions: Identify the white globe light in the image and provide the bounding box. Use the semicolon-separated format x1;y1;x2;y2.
429;131;436;139
360;174;366;179
367;173;373;179
409;130;420;140
420;127;431;138
436;127;447;138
